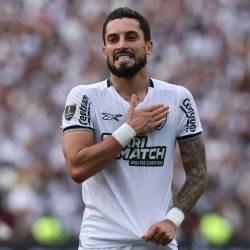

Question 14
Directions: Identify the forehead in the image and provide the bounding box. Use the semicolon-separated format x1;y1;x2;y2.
105;18;142;36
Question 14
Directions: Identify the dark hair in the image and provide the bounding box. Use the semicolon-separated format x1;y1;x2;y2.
102;7;151;45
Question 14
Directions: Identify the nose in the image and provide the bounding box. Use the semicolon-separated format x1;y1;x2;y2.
117;35;128;49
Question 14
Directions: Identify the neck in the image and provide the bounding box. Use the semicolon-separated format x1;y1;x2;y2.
110;69;149;102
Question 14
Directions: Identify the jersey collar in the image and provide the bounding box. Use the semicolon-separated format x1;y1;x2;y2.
107;78;154;88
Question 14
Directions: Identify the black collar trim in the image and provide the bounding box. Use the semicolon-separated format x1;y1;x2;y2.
107;78;112;87
149;78;154;88
107;78;154;88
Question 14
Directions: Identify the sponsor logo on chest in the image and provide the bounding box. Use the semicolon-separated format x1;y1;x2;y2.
102;134;166;167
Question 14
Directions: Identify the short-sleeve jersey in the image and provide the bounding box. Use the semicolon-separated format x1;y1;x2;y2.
61;78;203;249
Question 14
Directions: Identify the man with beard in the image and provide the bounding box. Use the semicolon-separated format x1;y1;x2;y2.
61;7;207;250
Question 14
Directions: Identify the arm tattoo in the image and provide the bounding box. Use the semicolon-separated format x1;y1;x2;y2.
176;135;207;215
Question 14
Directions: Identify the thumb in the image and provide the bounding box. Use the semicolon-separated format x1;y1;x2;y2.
143;226;157;241
129;94;138;110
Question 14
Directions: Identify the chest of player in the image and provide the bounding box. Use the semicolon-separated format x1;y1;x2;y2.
92;94;178;148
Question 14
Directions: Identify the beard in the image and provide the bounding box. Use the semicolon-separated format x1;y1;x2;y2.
106;53;147;79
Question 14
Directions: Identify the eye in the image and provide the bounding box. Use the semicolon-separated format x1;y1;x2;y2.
126;32;139;41
127;35;137;41
107;35;118;44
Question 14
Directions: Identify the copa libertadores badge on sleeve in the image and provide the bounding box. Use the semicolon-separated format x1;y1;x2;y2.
65;104;76;121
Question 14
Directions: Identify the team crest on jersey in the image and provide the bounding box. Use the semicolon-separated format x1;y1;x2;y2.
65;104;76;121
155;119;166;130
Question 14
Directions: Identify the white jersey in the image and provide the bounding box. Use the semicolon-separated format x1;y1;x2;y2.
61;78;203;249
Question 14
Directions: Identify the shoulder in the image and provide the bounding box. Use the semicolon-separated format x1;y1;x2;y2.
66;80;108;98
151;78;190;95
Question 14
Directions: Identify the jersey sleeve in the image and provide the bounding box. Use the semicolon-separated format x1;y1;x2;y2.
61;86;94;133
176;87;203;141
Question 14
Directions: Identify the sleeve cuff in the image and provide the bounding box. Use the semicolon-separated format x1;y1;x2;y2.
177;131;202;142
62;125;94;133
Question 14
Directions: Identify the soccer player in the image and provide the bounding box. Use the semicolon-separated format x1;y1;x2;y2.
62;7;207;250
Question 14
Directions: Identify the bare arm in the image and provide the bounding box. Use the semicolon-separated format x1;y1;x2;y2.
63;94;168;183
63;131;123;183
142;134;207;245
175;134;208;214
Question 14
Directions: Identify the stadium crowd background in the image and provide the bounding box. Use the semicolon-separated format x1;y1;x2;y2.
0;0;249;249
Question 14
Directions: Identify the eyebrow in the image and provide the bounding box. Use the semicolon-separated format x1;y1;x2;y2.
106;30;139;38
125;31;139;36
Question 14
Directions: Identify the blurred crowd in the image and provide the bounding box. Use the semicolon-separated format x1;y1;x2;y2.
0;0;249;248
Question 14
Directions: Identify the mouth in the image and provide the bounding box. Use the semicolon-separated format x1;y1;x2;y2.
114;52;134;62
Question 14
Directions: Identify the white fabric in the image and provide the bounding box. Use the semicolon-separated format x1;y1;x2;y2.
62;79;203;249
79;240;176;250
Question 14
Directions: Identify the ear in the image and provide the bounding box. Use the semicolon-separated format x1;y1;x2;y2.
102;46;107;57
145;40;153;55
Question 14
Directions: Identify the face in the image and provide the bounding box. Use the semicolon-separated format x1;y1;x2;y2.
103;18;152;78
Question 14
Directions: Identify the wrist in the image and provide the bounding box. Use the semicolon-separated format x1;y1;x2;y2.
166;207;185;227
112;123;136;147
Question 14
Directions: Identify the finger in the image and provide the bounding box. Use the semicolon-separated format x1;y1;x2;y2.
160;238;172;246
141;104;164;112
150;106;169;117
144;226;158;241
151;110;169;122
127;94;138;118
153;117;167;128
161;236;174;246
129;94;138;110
153;232;165;245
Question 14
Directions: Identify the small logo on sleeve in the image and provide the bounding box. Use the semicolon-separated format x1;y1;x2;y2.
180;98;197;132
65;104;76;121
